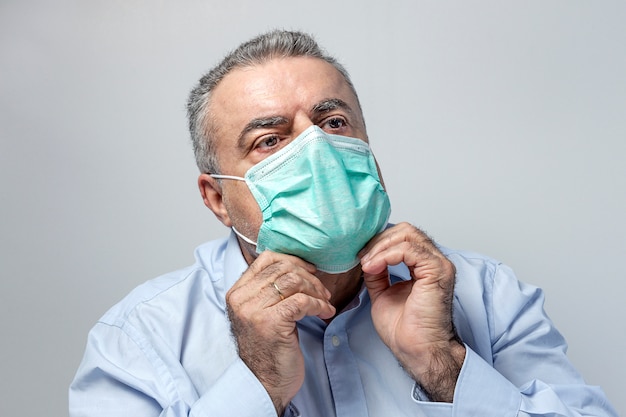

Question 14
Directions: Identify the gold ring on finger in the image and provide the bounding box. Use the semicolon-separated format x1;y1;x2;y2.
271;281;285;301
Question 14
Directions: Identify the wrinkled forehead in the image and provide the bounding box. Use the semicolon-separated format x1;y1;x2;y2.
212;57;359;107
207;56;365;143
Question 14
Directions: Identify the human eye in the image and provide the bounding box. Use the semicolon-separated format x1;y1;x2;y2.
255;134;282;151
321;116;348;133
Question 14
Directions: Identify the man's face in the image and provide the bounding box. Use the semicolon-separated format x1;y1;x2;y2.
203;56;368;256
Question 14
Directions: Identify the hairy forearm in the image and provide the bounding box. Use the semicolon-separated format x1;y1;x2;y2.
404;340;466;403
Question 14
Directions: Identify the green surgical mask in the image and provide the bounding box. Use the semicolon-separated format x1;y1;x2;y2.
212;125;391;273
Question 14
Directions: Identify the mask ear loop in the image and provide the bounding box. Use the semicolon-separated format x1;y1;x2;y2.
231;226;258;247
208;174;258;246
210;174;246;181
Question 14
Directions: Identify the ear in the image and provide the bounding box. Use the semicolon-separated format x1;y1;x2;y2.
198;173;232;227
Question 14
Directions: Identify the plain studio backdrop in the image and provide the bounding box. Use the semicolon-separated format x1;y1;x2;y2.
1;1;624;415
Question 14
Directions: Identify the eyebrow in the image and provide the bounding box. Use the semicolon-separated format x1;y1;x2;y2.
237;116;289;149
311;98;354;117
236;98;355;150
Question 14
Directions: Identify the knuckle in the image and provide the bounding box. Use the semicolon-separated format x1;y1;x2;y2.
277;300;303;321
257;250;276;261
279;271;300;289
263;262;282;278
408;241;426;257
397;221;413;230
398;222;420;237
225;287;240;308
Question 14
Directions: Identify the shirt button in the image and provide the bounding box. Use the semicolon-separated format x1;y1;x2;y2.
331;335;341;347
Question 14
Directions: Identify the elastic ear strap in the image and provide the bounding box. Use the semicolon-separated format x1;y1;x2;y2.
210;174;245;181
232;226;257;246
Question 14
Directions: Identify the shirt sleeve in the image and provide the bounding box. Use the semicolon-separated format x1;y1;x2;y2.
190;359;279;417
446;262;618;417
69;321;279;417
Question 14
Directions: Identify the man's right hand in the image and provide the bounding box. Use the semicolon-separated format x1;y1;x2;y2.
225;251;336;415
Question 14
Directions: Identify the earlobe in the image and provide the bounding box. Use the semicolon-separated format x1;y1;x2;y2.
198;174;232;227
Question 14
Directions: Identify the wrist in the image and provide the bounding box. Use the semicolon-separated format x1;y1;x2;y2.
401;339;466;403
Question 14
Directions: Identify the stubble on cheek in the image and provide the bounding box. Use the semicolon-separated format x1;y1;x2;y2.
222;182;263;262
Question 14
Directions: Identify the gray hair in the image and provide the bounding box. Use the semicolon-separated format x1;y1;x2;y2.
186;30;359;174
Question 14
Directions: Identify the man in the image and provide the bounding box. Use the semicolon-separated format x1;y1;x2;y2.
70;30;617;416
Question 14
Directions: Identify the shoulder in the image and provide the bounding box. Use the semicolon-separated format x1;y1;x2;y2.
98;237;231;329
72;236;240;404
439;246;530;306
440;246;504;282
439;245;501;267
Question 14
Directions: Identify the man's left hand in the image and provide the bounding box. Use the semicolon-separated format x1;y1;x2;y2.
359;222;466;402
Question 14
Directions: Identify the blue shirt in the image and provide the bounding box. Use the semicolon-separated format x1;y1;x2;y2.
69;231;617;416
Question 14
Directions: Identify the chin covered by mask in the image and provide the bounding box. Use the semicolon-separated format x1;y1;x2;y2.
212;125;391;273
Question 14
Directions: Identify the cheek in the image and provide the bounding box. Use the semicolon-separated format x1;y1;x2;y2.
222;182;263;237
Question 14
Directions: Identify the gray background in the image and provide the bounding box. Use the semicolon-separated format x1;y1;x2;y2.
1;1;624;415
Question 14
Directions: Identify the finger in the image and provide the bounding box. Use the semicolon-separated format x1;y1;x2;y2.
274;293;336;322
361;240;412;274
272;268;331;302
360;222;430;263
361;224;441;268
362;269;391;303
233;252;316;296
248;250;317;278
363;240;446;281
231;254;329;309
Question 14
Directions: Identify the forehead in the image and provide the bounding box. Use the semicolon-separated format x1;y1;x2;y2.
207;56;360;140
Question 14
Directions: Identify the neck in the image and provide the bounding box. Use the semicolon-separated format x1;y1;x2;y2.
316;266;364;318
